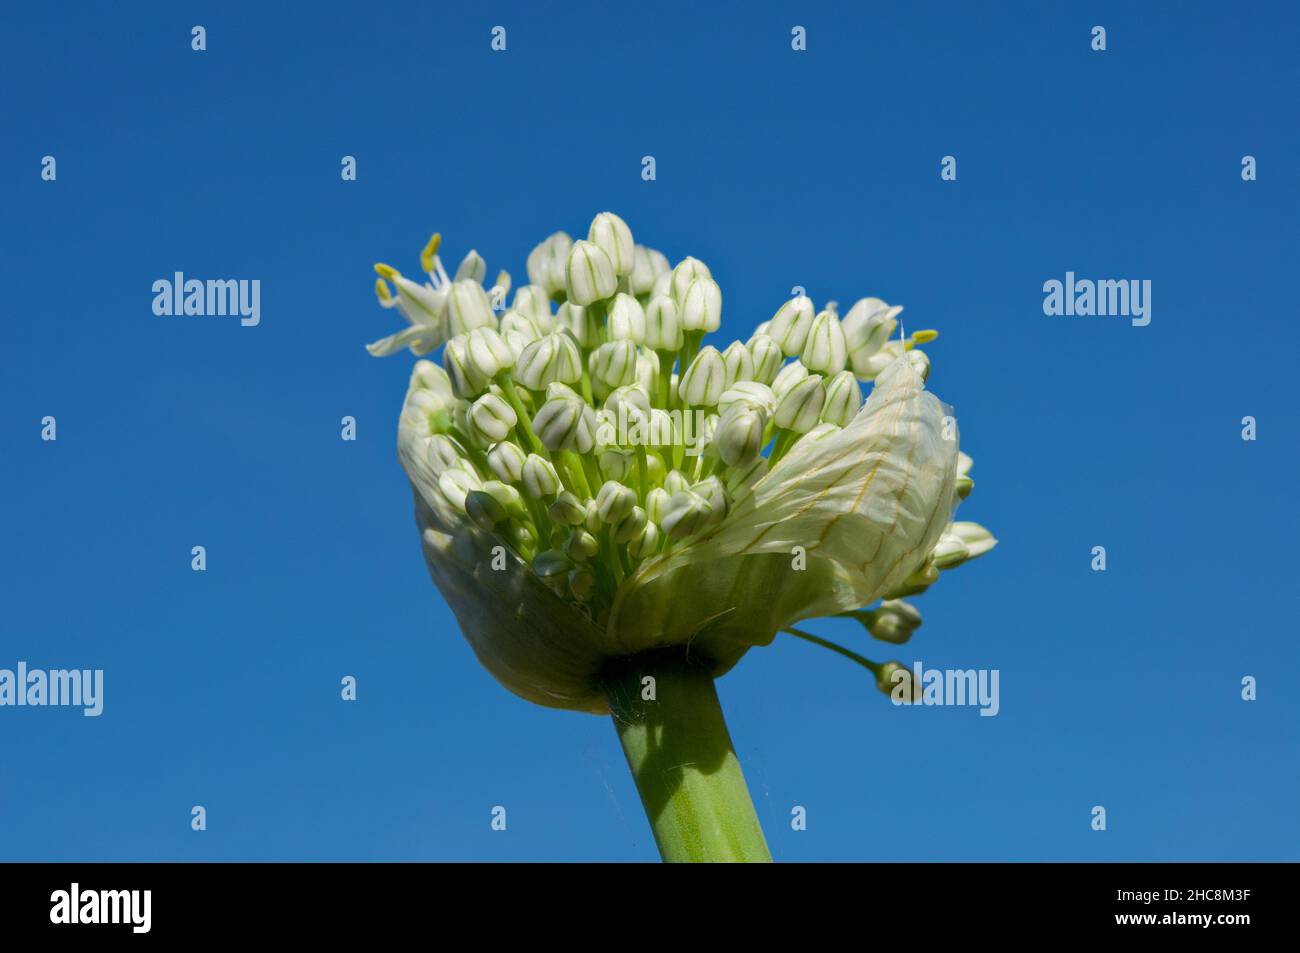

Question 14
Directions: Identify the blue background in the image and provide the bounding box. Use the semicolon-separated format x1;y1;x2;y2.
2;1;1296;861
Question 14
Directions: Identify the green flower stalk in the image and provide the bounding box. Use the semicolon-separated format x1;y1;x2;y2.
367;213;997;862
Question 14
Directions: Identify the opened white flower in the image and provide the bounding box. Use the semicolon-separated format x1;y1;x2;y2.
368;213;997;863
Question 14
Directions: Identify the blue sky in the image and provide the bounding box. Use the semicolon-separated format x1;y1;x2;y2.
2;1;1297;861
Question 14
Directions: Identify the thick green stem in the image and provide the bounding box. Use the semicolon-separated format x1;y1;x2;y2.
603;649;772;863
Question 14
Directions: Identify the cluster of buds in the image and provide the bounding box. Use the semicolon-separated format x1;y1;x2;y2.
369;212;995;710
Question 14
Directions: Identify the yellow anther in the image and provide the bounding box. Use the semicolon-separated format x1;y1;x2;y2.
420;233;442;273
375;262;401;282
374;277;393;302
912;329;939;344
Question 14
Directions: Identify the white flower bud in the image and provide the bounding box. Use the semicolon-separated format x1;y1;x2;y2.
443;336;490;399
664;469;692;497
801;309;848;374
499;309;543;347
607;293;646;343
604;385;652;430
596;480;637;525
944;522;997;562
855;600;923;645
771;359;810;400
842;297;901;373
446;280;495;336
648;409;675;447
768;296;815;357
548;490;586;524
588;212;635;277
670;257;711;306
412;359;454;395
521;453;562;500
645;487;671;524
930;533;969;570
628;519;662;558
554;301;597;348
512;285;555;329
565;239;618;306
629;245;670;296
680;277;722;332
437;467;482;513
526;232;572;298
678;346;726;407
643;295;682;351
746;334;783;385
715;403;767;467
487;440;527;483
564;527;600;561
691;476;728;517
721;340;754;387
876;661;922;702
774;374;825;433
427;434;465;470
613;505;647;544
820;370;861;427
718;380;776;417
404;390;454;435
634;352;658;396
466;326;514;379
469;393;517;443
590;340;638;389
661;490;714;540
599;448;635;482
955;452;975;500
515;332;583;390
651;269;672;300
584;499;602;534
533;393;597;453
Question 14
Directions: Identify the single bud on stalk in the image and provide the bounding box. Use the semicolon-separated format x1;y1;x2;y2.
774;374;826;433
801;309;848;374
768;296;815;356
820;370;862;427
591;340;639;389
534;391;598;453
596;480;637;525
681;277;722;333
670;257;711;306
522;454;562;499
566;240;618;306
721;340;754;387
716;403;767;466
629;245;670;296
547;490;587;525
515;332;583;389
527;232;573;298
487;440;528;483
588;212;635;278
607;293;646;343
469;393;518;443
679;346;726;407
643;295;683;351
